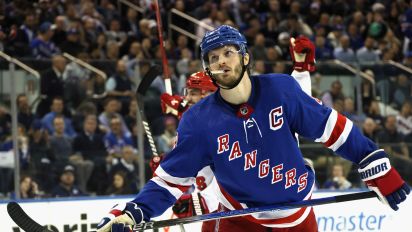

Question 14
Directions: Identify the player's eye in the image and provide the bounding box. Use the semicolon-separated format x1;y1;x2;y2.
209;55;219;64
224;50;235;57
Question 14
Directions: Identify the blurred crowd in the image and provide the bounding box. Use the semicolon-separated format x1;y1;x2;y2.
0;0;412;199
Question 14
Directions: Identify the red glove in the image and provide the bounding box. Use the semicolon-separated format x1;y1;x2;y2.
160;93;188;119
289;36;316;72
358;150;410;210
149;155;164;174
172;193;209;218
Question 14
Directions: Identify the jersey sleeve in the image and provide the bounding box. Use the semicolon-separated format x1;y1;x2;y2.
131;111;211;220
291;70;312;96
284;76;379;164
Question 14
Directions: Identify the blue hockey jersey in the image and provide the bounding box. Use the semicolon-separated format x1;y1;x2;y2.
132;73;380;227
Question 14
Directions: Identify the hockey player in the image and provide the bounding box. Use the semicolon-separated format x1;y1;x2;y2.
97;25;410;232
154;71;221;232
155;35;316;232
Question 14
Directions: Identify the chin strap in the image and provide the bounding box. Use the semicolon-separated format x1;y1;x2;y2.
206;56;248;90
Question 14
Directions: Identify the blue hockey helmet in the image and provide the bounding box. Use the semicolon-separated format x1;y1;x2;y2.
200;25;247;63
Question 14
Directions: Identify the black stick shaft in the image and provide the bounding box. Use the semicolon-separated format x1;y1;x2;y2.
132;191;377;231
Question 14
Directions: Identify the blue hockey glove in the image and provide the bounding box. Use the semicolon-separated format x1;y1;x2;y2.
96;202;143;232
111;223;132;232
358;150;410;210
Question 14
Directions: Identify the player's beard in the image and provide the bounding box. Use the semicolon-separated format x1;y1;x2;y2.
214;63;243;89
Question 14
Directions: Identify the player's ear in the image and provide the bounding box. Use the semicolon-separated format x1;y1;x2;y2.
243;53;250;66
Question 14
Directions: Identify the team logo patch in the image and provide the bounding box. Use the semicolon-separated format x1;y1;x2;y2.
237;103;254;119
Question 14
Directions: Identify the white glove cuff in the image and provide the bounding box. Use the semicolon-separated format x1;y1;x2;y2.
358;158;391;181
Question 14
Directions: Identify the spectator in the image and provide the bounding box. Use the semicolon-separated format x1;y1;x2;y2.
347;23;364;51
36;55;67;117
195;4;221;46
51;164;87;197
109;146;139;193
105;170;133;196
305;2;321;28
250;33;267;61
59;28;85;56
124;99;137;132
378;115;412;185
365;99;385;130
121;41;143;63
0;104;11;142
106;59;135;115
323;163;352;190
156;116;178;154
320;80;345;108
252;60;266;75
30;21;60;59
392;74;411;109
50;115;93;193
6;13;37;57
362;117;379;142
41;97;76;138
28;120;54;192
342;97;366;127
98;98;130;136
396;101;412;136
174;34;190;60
16;94;35;132
333;35;356;62
72;114;107;194
51;15;68;48
72;101;98;133
104;116;134;158
105;18;127;46
314;35;334;60
121;8;140;38
89;33;107;60
13;174;41;199
275;32;290;60
106;40;120;60
377;115;409;159
356;36;380;63
360;70;375;111
63;52;93;109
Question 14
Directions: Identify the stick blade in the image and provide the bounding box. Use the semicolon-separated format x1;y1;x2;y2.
7;201;50;232
137;65;163;96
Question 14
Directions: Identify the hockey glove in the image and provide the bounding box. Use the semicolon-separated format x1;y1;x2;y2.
149;155;164;174
358;150;410;210
160;93;188;119
110;223;132;232
96;202;143;232
172;193;209;218
289;36;316;72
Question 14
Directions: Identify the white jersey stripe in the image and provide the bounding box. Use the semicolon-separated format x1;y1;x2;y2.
328;119;353;151
155;165;196;186
315;109;338;143
151;177;184;199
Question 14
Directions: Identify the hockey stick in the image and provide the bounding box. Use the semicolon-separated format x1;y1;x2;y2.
7;191;377;232
132;190;378;231
137;64;186;231
153;0;172;95
136;64;163;157
7;201;53;232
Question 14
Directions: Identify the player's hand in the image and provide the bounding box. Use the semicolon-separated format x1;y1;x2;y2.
149;155;164;174
96;202;144;232
160;93;188;119
289;36;315;72
358;151;410;210
172;193;209;218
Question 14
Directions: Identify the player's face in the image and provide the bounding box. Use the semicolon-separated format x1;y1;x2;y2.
207;46;245;88
185;88;202;106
